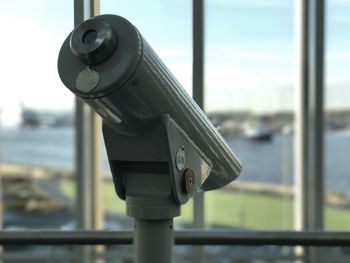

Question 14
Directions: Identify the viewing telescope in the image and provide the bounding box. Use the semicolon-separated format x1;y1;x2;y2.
58;14;242;263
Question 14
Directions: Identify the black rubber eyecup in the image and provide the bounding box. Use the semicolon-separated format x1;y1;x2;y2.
70;18;118;65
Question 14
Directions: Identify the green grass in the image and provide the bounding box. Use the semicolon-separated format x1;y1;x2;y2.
205;190;294;229
326;206;350;230
61;179;350;230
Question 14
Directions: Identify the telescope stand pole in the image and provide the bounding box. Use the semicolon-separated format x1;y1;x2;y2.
134;219;174;263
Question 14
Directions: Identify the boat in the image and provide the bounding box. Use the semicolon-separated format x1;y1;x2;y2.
244;121;272;141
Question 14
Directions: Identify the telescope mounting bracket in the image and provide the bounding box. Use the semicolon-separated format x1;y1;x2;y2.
103;114;212;219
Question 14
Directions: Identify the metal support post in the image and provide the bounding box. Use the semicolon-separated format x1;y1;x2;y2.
74;3;91;263
295;0;325;233
121;165;180;263
74;0;103;230
192;0;205;109
295;0;325;262
192;0;205;229
74;0;103;262
193;1;205;262
0;110;3;263
134;219;174;263
86;3;106;262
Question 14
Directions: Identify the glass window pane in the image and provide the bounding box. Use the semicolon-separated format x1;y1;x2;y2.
205;0;295;230
0;1;74;230
325;0;350;230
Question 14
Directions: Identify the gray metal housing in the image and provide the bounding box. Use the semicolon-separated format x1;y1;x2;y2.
57;14;242;191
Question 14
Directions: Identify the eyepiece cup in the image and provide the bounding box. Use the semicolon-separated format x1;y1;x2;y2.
70;18;117;65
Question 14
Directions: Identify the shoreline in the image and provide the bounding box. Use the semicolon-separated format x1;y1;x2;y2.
1;163;350;209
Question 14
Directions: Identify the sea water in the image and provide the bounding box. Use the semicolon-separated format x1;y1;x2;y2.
0;127;349;194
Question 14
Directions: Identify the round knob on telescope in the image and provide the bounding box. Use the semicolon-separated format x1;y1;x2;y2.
182;169;196;194
70;18;117;65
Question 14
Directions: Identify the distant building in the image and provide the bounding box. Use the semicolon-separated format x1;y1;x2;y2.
21;107;74;128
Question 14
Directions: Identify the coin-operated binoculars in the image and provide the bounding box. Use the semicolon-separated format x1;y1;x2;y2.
58;14;242;263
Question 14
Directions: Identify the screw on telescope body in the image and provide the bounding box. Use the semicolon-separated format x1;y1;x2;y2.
132;79;139;87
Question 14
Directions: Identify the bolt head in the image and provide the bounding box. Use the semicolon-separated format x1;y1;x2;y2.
182;168;195;194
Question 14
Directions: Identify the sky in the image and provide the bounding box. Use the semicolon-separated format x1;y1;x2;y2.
0;0;350;125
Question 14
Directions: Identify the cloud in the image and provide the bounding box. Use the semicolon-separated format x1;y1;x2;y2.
165;62;192;94
232;50;293;63
156;48;190;59
326;52;350;63
329;15;350;24
0;15;74;125
206;46;294;65
210;0;291;9
333;0;350;4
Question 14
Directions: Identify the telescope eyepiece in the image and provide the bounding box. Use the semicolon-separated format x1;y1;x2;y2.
70;18;117;65
82;30;98;44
